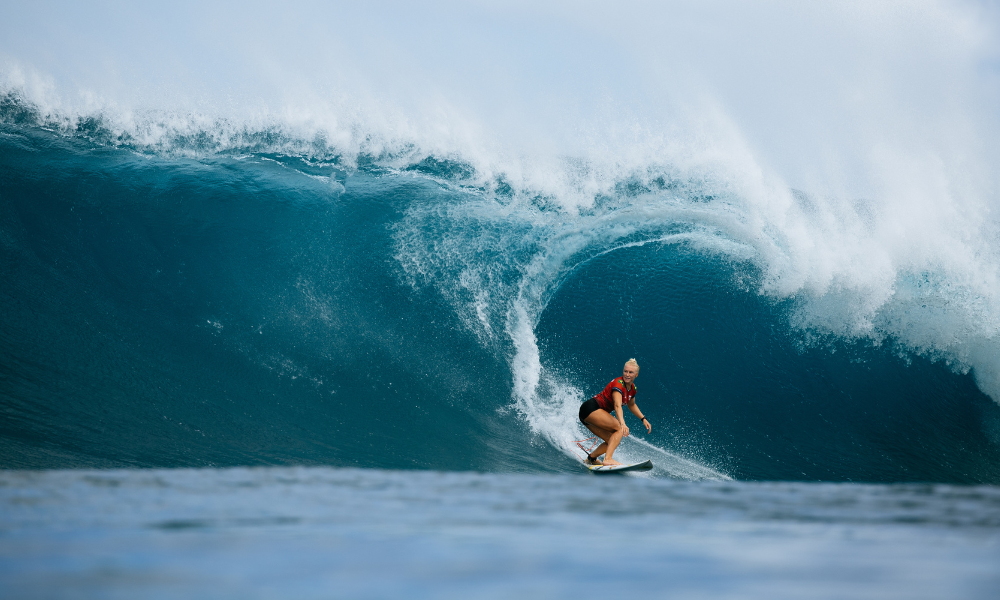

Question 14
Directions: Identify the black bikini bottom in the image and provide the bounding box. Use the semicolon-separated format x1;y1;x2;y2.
578;398;601;423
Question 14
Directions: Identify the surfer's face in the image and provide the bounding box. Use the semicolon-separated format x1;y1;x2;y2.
622;365;638;383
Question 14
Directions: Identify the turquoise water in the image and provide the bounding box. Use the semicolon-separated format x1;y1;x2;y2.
2;119;997;481
3;109;999;598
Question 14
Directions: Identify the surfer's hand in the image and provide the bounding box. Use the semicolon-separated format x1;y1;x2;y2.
621;423;630;438
643;420;651;434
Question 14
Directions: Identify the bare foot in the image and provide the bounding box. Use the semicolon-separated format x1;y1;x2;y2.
602;459;623;466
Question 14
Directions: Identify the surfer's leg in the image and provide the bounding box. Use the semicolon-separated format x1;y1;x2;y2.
584;410;624;466
603;429;624;465
583;422;613;461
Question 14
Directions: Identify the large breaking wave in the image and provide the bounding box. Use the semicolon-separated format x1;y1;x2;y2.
2;0;1000;481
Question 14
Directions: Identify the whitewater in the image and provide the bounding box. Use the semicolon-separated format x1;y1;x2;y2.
2;1;1000;597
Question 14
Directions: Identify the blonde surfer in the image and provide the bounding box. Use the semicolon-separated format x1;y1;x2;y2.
578;359;651;466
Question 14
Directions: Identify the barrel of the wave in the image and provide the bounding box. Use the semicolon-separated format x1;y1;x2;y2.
577;359;653;473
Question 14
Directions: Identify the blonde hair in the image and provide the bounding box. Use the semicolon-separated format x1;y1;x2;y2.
625;358;639;371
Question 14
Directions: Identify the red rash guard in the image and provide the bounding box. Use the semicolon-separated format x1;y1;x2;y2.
593;378;637;412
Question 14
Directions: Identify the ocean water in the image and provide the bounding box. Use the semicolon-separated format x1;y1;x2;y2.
3;1;1000;597
2;467;999;599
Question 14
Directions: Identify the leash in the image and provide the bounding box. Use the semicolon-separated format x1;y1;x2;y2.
573;435;600;457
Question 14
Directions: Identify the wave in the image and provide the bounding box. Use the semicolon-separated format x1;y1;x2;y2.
2;1;1000;481
1;105;997;481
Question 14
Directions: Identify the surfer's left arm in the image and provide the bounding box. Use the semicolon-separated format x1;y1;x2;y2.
627;401;651;433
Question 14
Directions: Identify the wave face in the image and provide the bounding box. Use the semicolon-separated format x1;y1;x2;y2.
3;2;1000;481
0;108;997;482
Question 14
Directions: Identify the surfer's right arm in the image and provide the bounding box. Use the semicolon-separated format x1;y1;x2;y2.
612;391;630;438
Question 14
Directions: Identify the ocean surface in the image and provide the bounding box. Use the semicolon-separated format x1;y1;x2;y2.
3;1;1000;597
2;467;999;599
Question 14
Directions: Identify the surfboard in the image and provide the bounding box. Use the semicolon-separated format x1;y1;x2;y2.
585;459;653;473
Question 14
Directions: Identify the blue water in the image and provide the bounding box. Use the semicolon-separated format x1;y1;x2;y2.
2;467;999;599
2;109;997;481
4;2;1000;594
2;95;999;596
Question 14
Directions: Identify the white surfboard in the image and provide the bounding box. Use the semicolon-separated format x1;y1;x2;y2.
585;459;653;473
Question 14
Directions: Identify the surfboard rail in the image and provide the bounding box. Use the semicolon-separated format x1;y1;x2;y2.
585;459;653;473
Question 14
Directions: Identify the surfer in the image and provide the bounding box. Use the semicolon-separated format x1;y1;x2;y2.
578;358;650;466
